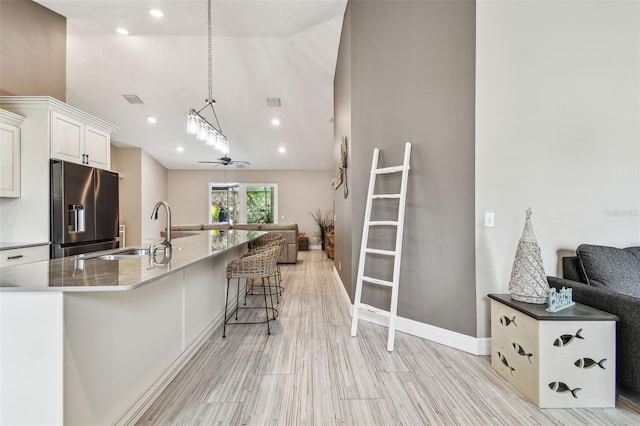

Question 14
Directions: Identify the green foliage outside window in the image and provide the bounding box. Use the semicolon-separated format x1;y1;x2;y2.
246;186;274;224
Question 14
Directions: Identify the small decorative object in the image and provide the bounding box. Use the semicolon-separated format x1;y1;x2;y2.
546;287;575;313
341;136;349;198
308;208;334;251
332;137;349;195
508;208;550;304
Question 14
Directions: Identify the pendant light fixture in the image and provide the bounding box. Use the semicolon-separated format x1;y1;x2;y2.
186;0;229;154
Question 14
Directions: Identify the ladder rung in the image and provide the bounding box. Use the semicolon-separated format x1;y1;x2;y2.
368;221;398;226
362;276;394;287
374;165;404;174
372;194;401;199
359;303;391;316
365;248;396;256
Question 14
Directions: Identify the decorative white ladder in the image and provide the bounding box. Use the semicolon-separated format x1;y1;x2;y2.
350;142;411;352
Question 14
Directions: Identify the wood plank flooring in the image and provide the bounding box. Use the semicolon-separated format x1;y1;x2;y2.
138;250;640;425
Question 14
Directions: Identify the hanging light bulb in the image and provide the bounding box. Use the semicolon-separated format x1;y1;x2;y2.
196;121;208;141
186;110;199;134
206;129;216;146
220;138;230;155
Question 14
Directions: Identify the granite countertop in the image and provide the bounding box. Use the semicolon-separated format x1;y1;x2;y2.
0;241;50;251
0;230;262;292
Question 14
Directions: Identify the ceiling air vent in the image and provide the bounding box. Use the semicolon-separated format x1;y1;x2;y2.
122;94;144;104
266;97;281;107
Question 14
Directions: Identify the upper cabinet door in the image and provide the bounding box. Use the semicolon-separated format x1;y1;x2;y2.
0;121;21;198
51;110;83;163
84;125;110;169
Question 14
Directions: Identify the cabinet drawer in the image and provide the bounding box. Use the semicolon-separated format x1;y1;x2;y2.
0;245;49;267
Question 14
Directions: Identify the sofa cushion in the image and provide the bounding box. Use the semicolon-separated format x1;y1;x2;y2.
576;244;640;297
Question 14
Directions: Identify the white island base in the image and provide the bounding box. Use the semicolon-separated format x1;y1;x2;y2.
1;232;252;425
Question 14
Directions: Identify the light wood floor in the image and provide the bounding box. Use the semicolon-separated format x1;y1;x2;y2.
138;250;640;425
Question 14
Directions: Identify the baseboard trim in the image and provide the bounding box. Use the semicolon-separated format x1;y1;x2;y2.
332;267;490;356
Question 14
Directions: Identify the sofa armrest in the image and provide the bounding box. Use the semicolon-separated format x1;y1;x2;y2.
548;276;640;393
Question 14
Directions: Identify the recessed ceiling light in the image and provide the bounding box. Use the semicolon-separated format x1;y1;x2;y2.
149;8;164;18
147;116;157;124
278;147;286;154
271;118;281;126
116;27;129;36
176;146;184;153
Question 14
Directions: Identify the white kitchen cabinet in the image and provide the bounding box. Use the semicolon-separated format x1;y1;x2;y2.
0;244;49;268
0;97;118;244
51;110;111;168
0;109;25;198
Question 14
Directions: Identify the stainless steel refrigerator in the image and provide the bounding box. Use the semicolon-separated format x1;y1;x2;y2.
50;160;120;258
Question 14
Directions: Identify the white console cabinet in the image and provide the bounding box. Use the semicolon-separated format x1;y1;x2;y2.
489;294;617;408
0;109;25;198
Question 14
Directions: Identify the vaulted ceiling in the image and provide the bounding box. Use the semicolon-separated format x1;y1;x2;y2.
35;0;347;170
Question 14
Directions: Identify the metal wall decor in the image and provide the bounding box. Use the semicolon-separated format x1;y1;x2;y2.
332;136;349;198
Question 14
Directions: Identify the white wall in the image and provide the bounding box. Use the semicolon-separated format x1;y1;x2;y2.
141;151;168;244
476;0;640;338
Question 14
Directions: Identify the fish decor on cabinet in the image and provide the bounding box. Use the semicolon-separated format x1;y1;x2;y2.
553;328;584;347
499;315;517;327
512;342;534;363
497;351;515;376
574;358;607;369
548;381;581;399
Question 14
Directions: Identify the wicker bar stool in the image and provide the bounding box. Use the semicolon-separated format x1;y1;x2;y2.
244;237;286;303
223;244;280;337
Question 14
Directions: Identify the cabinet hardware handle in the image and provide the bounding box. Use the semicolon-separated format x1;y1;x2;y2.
7;255;24;260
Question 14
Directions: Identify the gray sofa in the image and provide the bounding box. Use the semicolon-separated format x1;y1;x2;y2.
547;244;640;395
168;223;299;264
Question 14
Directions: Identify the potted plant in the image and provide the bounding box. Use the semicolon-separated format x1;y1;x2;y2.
309;208;334;250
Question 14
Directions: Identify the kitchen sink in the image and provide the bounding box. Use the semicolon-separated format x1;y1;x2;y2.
97;247;151;260
114;248;152;256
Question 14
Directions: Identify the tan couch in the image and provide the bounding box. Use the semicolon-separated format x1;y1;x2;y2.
168;223;299;264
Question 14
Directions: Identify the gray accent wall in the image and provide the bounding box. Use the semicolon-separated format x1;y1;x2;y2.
334;1;477;336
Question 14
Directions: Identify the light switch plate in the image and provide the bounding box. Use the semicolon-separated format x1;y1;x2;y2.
484;212;495;227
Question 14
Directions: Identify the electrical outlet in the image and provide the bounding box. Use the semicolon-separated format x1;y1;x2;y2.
339;261;342;271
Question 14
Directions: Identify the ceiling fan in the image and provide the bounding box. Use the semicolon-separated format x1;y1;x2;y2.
198;156;250;169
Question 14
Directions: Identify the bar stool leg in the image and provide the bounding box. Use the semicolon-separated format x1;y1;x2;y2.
223;277;230;338
235;278;240;320
267;276;276;316
262;277;271;335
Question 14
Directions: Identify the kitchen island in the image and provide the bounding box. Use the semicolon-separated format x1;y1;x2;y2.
0;230;262;426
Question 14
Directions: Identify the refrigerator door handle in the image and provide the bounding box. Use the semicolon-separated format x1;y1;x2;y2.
69;204;86;233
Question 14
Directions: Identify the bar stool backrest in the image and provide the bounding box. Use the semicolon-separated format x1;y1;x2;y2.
248;232;283;252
